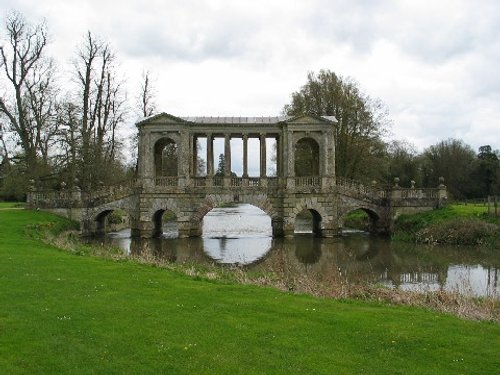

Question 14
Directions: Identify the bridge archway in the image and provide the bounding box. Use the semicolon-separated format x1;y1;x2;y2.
189;195;278;237
294;137;320;176
93;209;127;235
95;210;113;235
340;207;382;234
154;137;178;177
294;208;323;237
152;209;178;238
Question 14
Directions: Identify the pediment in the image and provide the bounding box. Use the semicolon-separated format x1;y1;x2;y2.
284;114;337;125
136;112;189;126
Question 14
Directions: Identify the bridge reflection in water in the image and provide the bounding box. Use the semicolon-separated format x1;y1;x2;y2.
92;204;499;299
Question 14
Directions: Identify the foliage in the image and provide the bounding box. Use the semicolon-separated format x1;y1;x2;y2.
283;70;389;182
107;209;124;225
343;209;370;231
1;208;500;374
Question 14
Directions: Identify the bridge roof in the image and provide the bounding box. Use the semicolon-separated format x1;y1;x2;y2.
182;116;289;124
137;112;338;126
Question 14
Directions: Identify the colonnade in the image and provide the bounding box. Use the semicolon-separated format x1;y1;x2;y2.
191;133;279;178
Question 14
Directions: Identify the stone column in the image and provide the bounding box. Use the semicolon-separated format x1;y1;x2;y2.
286;130;295;188
207;134;214;176
192;135;198;177
224;134;231;177
242;134;248;178
260;133;266;177
275;136;281;177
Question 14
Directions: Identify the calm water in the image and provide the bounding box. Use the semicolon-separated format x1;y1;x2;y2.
97;204;499;298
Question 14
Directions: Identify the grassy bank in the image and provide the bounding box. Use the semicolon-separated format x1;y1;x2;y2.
393;204;500;247
1;209;499;374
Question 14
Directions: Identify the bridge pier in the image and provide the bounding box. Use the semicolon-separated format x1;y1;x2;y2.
271;217;285;237
178;221;203;238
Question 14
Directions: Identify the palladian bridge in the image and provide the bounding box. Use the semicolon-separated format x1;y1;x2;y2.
27;113;447;237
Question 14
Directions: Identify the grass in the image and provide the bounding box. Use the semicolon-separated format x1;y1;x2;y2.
0;201;25;209
344;209;370;230
1;209;499;374
393;204;500;246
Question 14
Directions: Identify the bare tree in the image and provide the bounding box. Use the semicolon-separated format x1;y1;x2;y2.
73;31;127;188
55;101;81;184
0;12;54;173
138;70;157;118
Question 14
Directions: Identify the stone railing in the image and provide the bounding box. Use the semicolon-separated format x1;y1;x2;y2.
27;189;82;208
336;177;382;200
155;177;178;187
295;176;321;187
399;188;439;199
27;181;135;209
84;184;134;207
336;176;447;206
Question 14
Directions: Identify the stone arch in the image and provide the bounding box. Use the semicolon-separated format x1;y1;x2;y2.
154;137;179;177
294;137;320;176
190;194;278;223
290;199;329;237
94;209;113;234
339;206;382;234
147;198;183;238
152;209;178;238
293;207;323;237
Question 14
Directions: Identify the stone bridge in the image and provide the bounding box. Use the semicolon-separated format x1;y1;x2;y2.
27;113;447;237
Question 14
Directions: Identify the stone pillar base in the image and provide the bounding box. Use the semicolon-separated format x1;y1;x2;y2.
320;228;340;238
178;221;202;238
131;220;154;238
271;217;284;237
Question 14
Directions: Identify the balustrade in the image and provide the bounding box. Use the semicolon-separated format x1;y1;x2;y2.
295;176;320;187
155;177;178;187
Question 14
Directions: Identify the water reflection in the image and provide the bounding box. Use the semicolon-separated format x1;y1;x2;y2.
93;204;499;298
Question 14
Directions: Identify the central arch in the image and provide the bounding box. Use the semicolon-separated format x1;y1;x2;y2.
189;194;279;237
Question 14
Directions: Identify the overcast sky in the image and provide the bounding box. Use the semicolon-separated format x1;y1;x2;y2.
2;0;499;153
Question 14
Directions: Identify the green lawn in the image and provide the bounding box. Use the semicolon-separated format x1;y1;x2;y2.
0;201;24;209
1;209;499;374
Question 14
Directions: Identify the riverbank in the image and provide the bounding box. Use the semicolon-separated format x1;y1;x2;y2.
392;204;500;247
1;209;499;374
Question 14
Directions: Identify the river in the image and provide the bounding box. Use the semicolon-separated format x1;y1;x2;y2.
95;204;499;298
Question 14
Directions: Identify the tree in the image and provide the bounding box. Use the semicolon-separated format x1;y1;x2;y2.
386;140;420;187
283;70;389;181
473;145;499;196
0;12;57;176
215;153;225;176
137;70;157;118
72;31;127;188
54;101;81;185
420;139;476;199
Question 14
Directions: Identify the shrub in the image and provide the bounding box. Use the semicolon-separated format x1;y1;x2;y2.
415;218;498;246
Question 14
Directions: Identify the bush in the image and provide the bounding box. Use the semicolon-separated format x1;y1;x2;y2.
415;218;498;246
107;210;124;224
